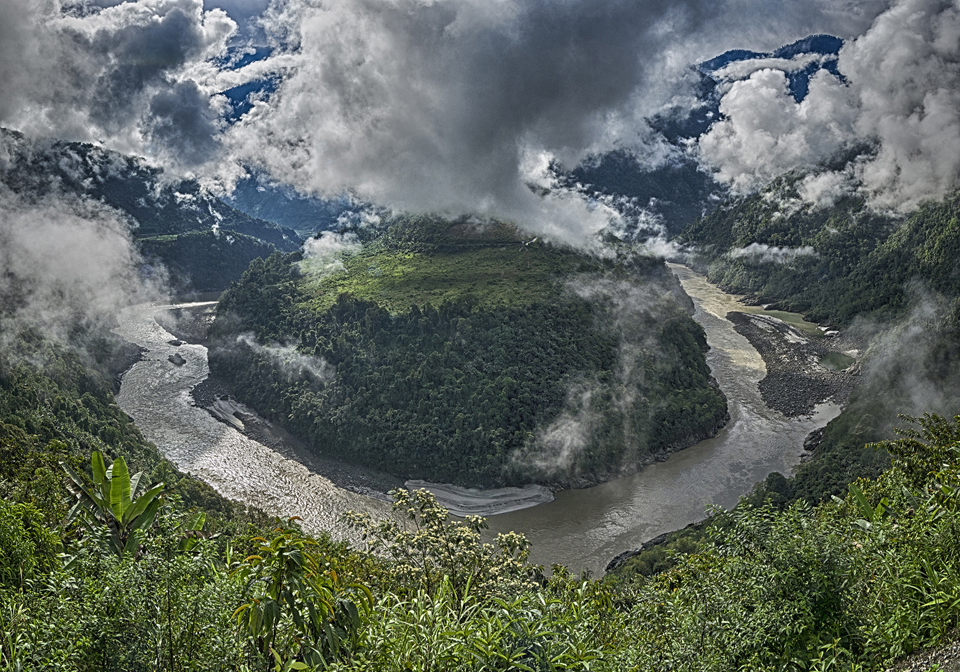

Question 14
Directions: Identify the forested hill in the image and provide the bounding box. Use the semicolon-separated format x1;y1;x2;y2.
0;128;301;292
208;215;728;488
681;175;960;326
670;176;960;513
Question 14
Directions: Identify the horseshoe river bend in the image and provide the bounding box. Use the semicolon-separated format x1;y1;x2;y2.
114;264;842;576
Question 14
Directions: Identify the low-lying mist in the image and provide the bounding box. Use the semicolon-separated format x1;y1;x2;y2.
510;271;715;484
0;185;166;364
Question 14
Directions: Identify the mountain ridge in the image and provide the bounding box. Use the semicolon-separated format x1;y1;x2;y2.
0;127;302;292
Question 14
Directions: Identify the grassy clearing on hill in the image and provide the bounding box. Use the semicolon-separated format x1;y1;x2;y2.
299;243;599;314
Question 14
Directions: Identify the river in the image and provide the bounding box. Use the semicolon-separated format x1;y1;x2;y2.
115;265;839;573
113;302;393;544
485;264;839;573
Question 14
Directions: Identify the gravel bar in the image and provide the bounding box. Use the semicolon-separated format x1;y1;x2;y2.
726;311;859;417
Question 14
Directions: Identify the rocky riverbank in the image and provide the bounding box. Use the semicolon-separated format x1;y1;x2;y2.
155;302;405;501
886;630;960;672
726;311;859;417
191;377;403;501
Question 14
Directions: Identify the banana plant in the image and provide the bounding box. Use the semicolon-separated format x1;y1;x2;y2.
61;451;166;558
847;482;891;531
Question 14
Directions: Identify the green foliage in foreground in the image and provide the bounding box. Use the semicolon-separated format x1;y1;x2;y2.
62;450;166;558
7;415;960;670
0;501;60;590
0;331;267;526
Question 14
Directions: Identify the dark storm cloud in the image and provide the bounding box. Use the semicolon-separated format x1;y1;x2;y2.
222;0;879;242
0;0;234;170
86;2;211;130
149;80;222;164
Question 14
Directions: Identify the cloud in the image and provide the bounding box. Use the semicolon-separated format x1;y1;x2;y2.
1;0;894;241
710;52;835;83
300;230;362;278
798;169;858;207
510;378;601;480
220;0;698;242
698;67;857;191
0;184;165;348
843;0;960;209
147;80;222;166
728;242;818;264
216;0;881;243
699;0;960;211
302;230;361;259
0;0;235;170
641;234;685;260
235;333;334;383
852;285;960;425
510;275;689;481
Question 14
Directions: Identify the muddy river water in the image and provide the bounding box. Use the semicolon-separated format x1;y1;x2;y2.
115;265;839;574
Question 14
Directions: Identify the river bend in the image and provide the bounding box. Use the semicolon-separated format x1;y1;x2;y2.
115;266;840;572
114;302;392;544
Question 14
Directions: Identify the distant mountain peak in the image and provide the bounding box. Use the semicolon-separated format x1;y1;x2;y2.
699;34;843;75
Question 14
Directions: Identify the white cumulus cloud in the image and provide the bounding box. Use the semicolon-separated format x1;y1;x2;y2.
699;0;960;212
0;0;235;170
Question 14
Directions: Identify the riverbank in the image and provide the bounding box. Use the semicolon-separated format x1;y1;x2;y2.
150;302;404;500
114;302;399;545
168;293;730;516
405;480;554;516
602;305;862;576
726;311;859;417
193;377;403;501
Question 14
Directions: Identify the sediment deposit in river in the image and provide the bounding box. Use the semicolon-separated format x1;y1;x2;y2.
726;311;858;417
405;480;555;517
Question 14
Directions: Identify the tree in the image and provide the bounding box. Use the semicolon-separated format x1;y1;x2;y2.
61;450;166;558
345;488;536;601
232;523;371;668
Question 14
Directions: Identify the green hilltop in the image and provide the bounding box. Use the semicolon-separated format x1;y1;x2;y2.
208;214;728;488
298;215;599;312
